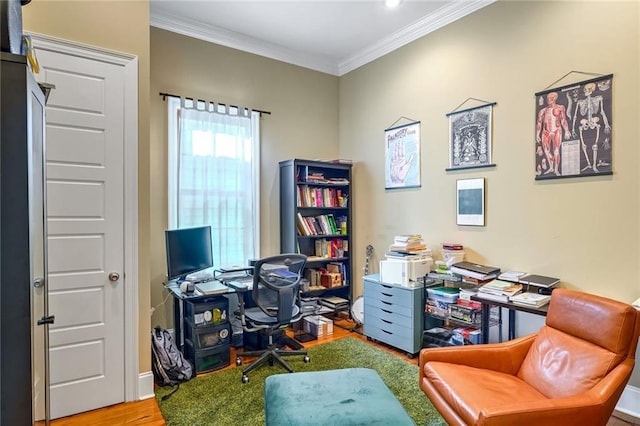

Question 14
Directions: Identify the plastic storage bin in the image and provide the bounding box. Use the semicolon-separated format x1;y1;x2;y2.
426;287;460;305
184;297;228;328
185;339;230;373
184;320;231;350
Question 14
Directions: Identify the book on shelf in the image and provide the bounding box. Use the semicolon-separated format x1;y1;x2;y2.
450;263;499;280
509;292;551;307
388;243;428;252
427;271;462;282
478;280;523;298
451;261;501;277
518;274;560;288
474;291;510;303
497;270;528;282
393;234;422;243
442;242;464;250
320;296;349;309
462;276;497;286
449;267;498;281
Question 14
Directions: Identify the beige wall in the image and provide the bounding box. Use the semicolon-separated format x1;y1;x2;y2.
339;1;640;386
22;0;152;373
149;28;339;329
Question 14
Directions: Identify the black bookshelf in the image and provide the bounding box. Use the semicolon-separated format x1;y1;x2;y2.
279;159;353;303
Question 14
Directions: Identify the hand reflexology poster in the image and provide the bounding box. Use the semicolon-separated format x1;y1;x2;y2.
384;121;421;189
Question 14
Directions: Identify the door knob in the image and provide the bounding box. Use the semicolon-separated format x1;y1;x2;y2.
33;277;44;288
109;272;120;282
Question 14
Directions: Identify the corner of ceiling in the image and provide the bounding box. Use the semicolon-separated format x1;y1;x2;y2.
150;0;495;77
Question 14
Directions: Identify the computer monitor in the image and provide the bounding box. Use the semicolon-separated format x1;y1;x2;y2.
165;225;214;281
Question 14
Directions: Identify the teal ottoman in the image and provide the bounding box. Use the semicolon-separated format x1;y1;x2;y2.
264;367;415;425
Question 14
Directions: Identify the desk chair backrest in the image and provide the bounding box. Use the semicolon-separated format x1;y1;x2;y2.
252;254;307;325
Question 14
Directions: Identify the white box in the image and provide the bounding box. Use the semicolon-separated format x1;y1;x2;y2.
303;315;333;337
380;257;433;287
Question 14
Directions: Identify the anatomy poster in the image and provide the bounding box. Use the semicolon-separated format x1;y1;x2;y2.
447;104;494;170
534;74;613;180
384;121;421;189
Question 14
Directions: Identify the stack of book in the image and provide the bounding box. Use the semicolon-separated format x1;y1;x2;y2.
497;270;528;282
509;292;551;307
449;261;500;283
387;234;429;257
319;296;349;310
476;280;523;303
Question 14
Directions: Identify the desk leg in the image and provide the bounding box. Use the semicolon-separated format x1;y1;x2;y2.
481;303;489;344
173;297;182;351
508;309;516;340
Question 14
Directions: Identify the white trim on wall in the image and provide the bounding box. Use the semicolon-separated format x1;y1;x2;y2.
617;384;640;419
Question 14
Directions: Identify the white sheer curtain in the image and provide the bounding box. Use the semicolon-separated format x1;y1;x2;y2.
168;97;259;268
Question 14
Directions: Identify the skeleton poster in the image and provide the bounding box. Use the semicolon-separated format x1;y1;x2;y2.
534;74;613;180
447;104;494;170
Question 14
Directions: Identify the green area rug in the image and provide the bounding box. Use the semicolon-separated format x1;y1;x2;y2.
156;337;446;426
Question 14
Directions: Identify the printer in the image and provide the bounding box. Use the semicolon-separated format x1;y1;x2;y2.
380;256;432;287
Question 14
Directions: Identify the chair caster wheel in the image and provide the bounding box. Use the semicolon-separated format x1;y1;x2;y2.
303;356;310;363
242;375;249;384
236;357;242;366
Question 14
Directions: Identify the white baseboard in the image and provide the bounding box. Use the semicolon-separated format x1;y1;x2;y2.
138;371;155;400
616;384;640;419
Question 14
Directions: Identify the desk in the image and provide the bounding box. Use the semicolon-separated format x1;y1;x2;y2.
471;295;548;344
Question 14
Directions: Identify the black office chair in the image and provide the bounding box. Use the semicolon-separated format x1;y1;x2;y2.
232;254;310;383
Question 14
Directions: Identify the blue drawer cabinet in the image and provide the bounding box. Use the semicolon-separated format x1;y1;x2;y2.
363;274;424;357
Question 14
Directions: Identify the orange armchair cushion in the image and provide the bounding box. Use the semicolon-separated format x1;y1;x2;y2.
517;326;619;398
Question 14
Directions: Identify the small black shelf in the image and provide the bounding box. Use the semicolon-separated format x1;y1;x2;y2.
297;206;349;211
305;256;349;264
297;182;349;188
297;234;349;239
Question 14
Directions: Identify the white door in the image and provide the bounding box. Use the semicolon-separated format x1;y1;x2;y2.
37;47;126;419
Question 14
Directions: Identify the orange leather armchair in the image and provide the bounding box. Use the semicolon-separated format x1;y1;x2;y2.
419;288;640;426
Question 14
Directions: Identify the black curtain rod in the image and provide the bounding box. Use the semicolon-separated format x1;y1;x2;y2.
159;92;271;115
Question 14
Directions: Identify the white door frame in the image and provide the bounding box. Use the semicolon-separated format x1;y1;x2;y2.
29;32;140;402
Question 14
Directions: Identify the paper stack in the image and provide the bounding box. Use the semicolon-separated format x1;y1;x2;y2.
476;280;523;303
509;292;551;307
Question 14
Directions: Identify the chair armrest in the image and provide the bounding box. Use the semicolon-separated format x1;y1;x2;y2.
457;359;636;426
420;333;537;376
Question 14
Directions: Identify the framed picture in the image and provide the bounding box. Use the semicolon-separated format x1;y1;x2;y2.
534;74;613;180
456;178;485;226
384;121;421;189
447;104;494;170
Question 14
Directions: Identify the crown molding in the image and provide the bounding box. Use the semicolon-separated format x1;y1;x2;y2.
150;13;339;75
339;0;495;75
150;0;495;77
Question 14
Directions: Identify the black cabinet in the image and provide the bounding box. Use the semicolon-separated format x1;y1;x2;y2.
1;52;50;425
279;159;352;303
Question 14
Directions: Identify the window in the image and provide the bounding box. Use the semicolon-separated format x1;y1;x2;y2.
168;97;260;268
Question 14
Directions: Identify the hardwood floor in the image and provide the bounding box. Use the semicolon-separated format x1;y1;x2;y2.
51;317;639;425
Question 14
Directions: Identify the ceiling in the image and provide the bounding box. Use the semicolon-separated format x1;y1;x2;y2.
150;0;495;76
